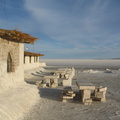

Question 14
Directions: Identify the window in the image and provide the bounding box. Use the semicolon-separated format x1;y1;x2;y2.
7;53;12;72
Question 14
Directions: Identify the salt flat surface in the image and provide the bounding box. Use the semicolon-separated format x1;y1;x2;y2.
23;59;120;120
41;59;120;67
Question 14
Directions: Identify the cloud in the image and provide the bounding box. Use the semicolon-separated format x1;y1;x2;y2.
22;0;120;58
1;0;120;58
24;0;120;45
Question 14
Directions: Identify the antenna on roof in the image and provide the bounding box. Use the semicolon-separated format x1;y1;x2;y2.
3;0;8;20
33;43;34;53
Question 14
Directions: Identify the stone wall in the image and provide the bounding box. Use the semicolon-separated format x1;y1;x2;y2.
0;38;24;93
0;37;46;93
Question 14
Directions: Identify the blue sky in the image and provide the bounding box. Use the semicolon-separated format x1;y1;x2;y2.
0;0;120;59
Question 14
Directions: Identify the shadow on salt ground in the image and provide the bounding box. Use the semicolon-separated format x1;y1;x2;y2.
25;79;40;85
38;88;83;104
31;71;52;78
38;88;63;102
31;73;43;77
25;75;43;84
73;91;82;102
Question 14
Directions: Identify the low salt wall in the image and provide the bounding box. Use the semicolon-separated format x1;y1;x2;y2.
24;62;46;71
39;62;46;67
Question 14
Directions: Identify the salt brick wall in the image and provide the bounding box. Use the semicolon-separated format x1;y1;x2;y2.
24;56;46;70
24;56;41;70
0;38;24;93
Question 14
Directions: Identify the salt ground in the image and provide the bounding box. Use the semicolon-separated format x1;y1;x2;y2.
23;59;120;120
0;83;40;120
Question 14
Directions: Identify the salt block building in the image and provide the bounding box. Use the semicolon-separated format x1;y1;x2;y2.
0;28;40;93
24;51;44;70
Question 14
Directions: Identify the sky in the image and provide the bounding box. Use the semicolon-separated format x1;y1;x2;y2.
0;0;120;59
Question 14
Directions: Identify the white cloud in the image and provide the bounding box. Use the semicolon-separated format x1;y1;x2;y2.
1;0;120;58
24;0;118;46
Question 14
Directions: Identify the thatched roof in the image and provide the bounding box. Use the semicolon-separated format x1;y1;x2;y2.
0;28;38;44
24;51;44;57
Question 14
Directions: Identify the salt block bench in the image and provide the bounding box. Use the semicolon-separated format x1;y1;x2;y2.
76;82;95;105
44;75;59;88
61;86;75;102
36;81;42;86
93;87;107;102
36;80;46;88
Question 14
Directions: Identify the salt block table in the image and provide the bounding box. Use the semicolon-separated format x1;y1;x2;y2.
44;75;59;87
54;69;67;78
77;82;95;105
